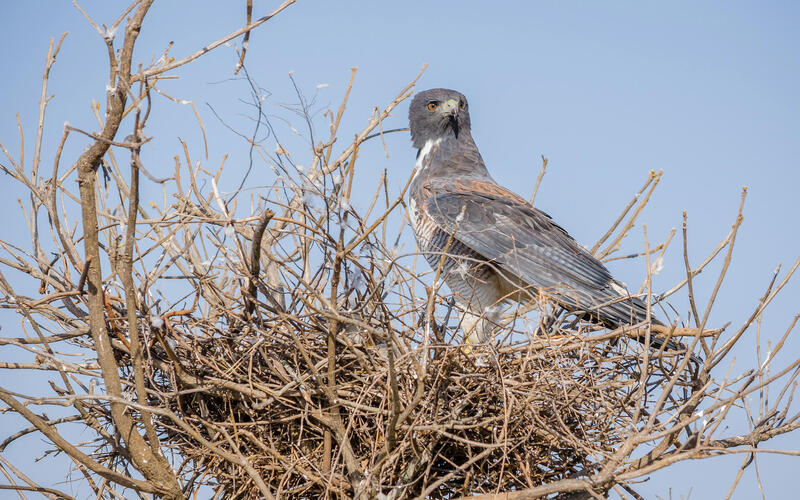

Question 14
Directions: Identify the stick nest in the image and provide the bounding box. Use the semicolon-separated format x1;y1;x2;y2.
81;136;698;498
114;257;694;499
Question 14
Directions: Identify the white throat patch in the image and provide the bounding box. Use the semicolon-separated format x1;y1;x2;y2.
412;138;441;183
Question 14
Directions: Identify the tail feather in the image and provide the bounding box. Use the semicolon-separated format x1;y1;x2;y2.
595;294;702;365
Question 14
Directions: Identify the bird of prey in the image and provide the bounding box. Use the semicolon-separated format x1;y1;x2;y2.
407;87;688;356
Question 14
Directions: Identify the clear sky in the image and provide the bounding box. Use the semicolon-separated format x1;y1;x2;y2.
1;1;798;498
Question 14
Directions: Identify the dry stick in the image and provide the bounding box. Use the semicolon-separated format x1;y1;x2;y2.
416;446;499;499
620;483;645;500
704;320;800;439
77;256;91;291
384;320;402;455
109;0;140;34
597;170;662;260
216;426;276;500
496;326;719;356
30;34;69;273
324;68;358;167
636;359;781;446
137;0;296;81
32;32;68;183
360;170;387;223
689;189;757;366
327;64;426;178
645;189;750;441
344;135;358;200
0;361;98;373
111;336;281;402
234;0;253;75
72;1;182;496
0;484;75;500
424;206;465;363
0;388;159;494
271;65;426;246
449;476;602;500
616;415;800;482
756;312;767;426
0;281;122;467
29;289;81;307
66;125;152;149
361;127;409;143
528;155;548;205
681;213;715;359
245;208;275;315
631;225;653;425
0;328;89;346
0;415;82;452
182;140;216;216
48;126;82;270
590;170;657;256
322;280;341;474
658;215;738;303
121;99;165;459
150;87;209;160
635;228;675;296
603;242;667;263
343;169;415;255
697;189;747;334
711;255;800;367
766;316;800;419
209;177;249;268
701;362;755;450
323;145;356;483
1;266;113;406
2;449;94;499
16;114;23;174
682;211;702;330
77;390;285;499
72;0;104;38
627;394;712;473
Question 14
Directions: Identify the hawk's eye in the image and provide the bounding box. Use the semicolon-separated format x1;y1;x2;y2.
426;102;438;111
459;100;466;110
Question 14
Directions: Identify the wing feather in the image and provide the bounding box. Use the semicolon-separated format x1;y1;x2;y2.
424;179;648;326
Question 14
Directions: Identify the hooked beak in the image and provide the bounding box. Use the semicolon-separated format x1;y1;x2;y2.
440;98;459;117
440;98;460;137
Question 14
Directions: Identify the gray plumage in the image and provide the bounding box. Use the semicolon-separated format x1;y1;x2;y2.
407;87;690;357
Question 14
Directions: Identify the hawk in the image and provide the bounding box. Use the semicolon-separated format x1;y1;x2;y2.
407;87;689;357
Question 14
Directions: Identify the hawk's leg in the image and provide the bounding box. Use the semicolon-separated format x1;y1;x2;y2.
459;305;505;346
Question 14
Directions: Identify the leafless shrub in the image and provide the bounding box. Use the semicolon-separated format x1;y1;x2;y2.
1;2;798;499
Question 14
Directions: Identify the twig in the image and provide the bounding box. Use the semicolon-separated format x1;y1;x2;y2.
137;0;296;80
245;209;275;315
233;0;253;75
529;155;548;205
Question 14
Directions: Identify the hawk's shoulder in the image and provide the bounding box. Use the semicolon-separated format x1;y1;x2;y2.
420;177;614;292
423;178;575;245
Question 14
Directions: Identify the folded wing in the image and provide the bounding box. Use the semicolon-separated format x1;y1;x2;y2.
423;178;651;327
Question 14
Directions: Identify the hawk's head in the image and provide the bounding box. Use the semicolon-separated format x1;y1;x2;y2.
409;88;471;149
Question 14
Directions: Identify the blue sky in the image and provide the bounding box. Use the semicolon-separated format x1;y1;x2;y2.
1;1;798;498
